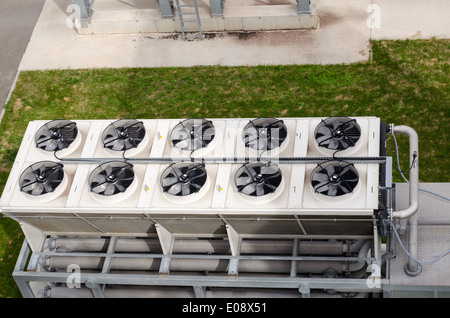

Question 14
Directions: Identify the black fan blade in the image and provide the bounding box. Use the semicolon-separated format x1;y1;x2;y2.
35;120;78;151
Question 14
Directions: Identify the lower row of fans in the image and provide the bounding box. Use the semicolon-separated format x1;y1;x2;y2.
19;160;360;198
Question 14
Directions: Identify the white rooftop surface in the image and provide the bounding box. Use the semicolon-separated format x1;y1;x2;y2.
19;0;450;70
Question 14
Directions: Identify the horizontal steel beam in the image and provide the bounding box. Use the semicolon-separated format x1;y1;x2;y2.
13;270;387;293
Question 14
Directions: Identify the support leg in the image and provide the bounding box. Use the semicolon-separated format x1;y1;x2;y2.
155;224;174;275
297;0;311;13
209;0;226;17
155;0;175;18
226;224;241;276
73;0;93;19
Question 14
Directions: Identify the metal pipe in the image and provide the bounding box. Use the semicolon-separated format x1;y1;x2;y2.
390;124;420;275
390;125;419;220
45;241;371;274
418;218;450;226
46;256;349;274
48;237;363;256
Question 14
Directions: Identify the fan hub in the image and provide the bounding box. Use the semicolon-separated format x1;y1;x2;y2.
119;131;129;139
107;174;117;182
253;173;264;183
37;175;47;182
334;130;343;139
179;173;190;183
330;174;341;183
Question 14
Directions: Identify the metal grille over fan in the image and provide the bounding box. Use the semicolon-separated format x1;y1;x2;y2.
243;117;288;151
19;161;64;196
314;117;361;151
89;161;135;196
171;118;215;152
311;161;359;197
161;162;207;196
35;120;78;151
235;162;282;197
102;119;146;151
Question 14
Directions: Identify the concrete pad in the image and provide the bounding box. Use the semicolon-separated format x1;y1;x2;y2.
19;0;373;69
18;0;450;71
371;0;450;40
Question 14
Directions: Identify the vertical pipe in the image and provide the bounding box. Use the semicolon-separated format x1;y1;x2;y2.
391;125;420;276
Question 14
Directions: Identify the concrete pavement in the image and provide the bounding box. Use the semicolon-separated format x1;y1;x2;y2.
0;0;45;108
1;0;448;107
17;0;449;71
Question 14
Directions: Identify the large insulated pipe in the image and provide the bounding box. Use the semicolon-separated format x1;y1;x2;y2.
45;240;372;275
48;238;365;256
390;124;420;275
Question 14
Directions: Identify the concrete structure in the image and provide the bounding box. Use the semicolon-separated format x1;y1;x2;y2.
73;0;318;35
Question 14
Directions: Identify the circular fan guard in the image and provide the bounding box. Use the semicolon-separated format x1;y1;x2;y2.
314;117;361;151
311;161;359;197
35;120;78;151
171;118;215;152
19;161;64;196
235;162;282;197
243;117;288;151
102;119;146;151
89;161;135;196
161;162;207;196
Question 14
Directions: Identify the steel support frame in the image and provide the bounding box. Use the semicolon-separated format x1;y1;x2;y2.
14;238;387;297
14;236;383;298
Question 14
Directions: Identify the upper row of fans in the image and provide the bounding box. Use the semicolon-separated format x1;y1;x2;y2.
34;117;362;154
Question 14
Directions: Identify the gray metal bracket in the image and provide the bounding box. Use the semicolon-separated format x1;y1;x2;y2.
86;280;105;298
225;224;241;276
155;0;175;18
73;0;95;19
209;0;226;17
290;239;300;277
297;0;311;13
155;224;175;275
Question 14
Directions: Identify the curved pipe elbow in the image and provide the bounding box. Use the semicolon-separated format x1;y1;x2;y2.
390;125;419;220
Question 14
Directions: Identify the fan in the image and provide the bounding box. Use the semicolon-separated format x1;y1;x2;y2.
161;162;207;196
35;120;78;151
311;161;359;197
89;161;135;196
19;161;64;196
171;118;215;152
102;119;146;151
243;117;288;151
314;117;361;151
235;162;282;196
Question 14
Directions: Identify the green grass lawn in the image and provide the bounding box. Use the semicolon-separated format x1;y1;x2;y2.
0;39;449;297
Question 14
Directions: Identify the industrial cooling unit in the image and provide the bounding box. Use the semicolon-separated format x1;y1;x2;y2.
2;116;447;298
